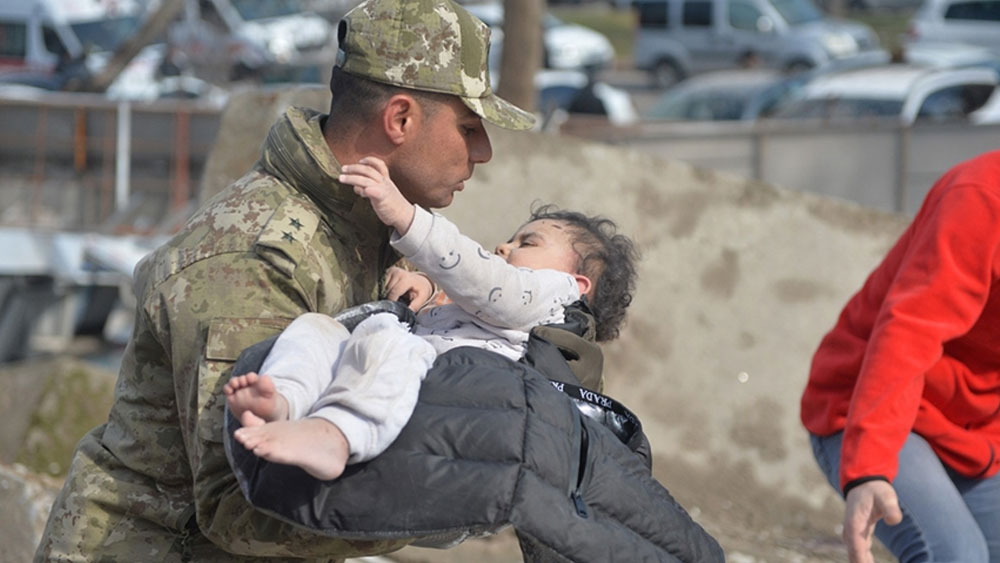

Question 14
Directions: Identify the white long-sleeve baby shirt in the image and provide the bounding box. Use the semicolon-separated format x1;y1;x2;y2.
392;206;581;361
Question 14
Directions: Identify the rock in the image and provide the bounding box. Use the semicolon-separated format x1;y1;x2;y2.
0;462;61;562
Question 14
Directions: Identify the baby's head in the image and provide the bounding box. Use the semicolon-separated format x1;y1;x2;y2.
496;203;639;342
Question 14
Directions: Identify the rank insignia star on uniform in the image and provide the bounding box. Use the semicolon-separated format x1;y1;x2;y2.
282;231;296;242
289;218;304;230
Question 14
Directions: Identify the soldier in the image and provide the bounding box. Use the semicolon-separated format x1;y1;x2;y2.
34;0;534;560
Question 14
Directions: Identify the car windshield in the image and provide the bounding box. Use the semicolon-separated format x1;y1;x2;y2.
70;15;140;53
647;88;753;120
774;97;904;119
770;0;823;24
231;0;303;20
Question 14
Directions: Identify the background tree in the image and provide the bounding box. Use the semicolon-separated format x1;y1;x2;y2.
496;0;544;114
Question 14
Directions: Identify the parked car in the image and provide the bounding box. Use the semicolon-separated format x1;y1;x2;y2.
535;69;639;125
768;63;999;124
632;0;884;88
167;0;333;80
0;0;142;74
903;39;1000;70
644;68;811;120
489;67;639;127
463;3;615;71
0;0;178;100
905;0;1000;53
814;0;922;13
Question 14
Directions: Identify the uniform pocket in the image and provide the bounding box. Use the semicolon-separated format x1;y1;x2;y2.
197;317;289;443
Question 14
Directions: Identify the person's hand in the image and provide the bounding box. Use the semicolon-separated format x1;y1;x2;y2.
843;480;903;563
339;156;415;234
385;266;434;311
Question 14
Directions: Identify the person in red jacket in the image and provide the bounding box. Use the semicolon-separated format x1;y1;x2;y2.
801;149;1000;563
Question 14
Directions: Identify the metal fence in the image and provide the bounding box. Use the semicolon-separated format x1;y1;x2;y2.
561;116;1000;216
0;92;222;233
2;94;998;236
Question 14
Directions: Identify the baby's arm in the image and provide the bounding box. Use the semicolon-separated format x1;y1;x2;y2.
339;156;414;235
394;207;581;331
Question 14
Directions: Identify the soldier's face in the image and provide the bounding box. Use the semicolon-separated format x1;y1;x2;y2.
390;96;492;209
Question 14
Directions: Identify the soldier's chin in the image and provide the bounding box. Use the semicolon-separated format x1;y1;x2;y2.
432;191;457;209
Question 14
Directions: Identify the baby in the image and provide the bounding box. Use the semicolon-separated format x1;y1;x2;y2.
224;156;638;480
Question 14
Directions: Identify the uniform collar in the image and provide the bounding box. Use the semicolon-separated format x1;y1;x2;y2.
260;106;390;244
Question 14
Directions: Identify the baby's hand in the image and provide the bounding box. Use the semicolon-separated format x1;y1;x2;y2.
339;156;415;234
385;266;434;311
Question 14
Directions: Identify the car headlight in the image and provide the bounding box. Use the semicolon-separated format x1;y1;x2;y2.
822;32;858;57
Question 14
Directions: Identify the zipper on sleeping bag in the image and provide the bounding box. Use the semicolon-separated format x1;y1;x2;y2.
570;421;590;518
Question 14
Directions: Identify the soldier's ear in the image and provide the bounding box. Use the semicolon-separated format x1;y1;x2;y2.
382;93;420;146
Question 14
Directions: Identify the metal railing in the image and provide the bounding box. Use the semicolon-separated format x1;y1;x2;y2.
0;91;222;233
2;93;998;235
560;115;1000;215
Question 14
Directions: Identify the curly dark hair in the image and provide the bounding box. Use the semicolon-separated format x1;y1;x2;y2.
528;203;639;342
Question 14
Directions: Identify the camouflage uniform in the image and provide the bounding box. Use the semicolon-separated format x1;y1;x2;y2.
36;0;533;559
35;108;409;561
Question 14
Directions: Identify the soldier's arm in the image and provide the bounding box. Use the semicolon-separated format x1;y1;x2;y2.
147;253;407;557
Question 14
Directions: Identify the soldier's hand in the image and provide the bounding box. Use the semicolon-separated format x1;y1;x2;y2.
340;156;415;234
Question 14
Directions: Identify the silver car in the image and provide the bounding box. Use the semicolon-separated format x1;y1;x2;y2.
768;62;999;124
906;0;1000;53
633;0;884;87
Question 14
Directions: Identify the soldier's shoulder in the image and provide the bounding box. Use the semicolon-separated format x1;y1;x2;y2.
253;194;325;278
137;172;324;287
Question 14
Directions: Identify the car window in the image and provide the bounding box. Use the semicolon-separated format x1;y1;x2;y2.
770;0;824;24
683;1;713;26
69;15;140;53
648;88;751;120
0;21;27;58
730;0;764;30
917;84;995;121
42;26;69;59
637;1;671;27
230;0;304;21
831;98;904;119
772;98;830;118
943;0;1000;21
695;93;749;119
772;98;903;119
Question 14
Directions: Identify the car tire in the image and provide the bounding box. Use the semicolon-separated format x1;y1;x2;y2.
650;59;682;89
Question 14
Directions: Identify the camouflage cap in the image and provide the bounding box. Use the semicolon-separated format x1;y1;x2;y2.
337;0;535;130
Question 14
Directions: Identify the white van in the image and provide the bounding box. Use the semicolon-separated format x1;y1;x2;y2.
167;0;333;80
633;0;885;87
0;0;142;74
0;0;170;99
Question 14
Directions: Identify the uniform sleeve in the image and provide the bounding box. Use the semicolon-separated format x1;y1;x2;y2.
146;254;409;557
392;206;581;331
840;184;1000;489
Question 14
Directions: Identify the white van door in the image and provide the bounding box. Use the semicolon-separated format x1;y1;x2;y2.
676;0;733;71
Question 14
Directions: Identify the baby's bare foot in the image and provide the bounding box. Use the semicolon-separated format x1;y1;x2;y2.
224;372;286;423
233;418;349;481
